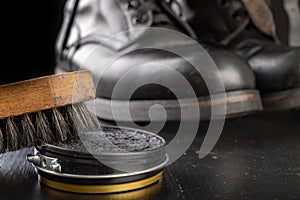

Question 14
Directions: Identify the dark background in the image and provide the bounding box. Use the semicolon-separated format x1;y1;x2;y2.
1;0;66;85
1;0;295;85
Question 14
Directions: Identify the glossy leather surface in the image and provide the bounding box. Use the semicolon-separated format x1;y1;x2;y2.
56;0;256;100
229;31;300;93
180;0;300;94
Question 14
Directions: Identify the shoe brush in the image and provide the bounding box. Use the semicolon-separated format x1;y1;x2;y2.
0;70;99;154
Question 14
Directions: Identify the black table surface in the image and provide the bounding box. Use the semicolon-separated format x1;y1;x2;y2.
0;111;299;200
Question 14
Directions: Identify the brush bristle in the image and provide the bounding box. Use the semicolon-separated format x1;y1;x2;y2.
0;128;4;152
0;103;100;154
6;117;20;151
36;111;53;143
21;114;36;147
72;103;100;132
52;108;69;142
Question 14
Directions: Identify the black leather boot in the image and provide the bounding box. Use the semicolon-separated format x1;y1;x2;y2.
56;0;262;121
178;0;300;111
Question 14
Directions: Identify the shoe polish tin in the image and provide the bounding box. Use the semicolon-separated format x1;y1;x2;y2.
27;125;168;194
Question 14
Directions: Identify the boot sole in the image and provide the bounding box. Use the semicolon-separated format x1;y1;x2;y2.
262;87;300;111
93;90;262;121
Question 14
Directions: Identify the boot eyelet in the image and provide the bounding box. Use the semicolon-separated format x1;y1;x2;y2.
168;0;183;17
125;0;141;10
132;16;140;25
131;13;150;25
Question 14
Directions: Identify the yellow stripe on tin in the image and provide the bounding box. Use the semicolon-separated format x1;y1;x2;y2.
39;172;163;194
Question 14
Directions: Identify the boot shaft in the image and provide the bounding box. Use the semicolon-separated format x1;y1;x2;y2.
56;0;197;62
57;0;142;54
179;0;276;45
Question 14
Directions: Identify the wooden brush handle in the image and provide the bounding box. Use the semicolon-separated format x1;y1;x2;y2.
0;71;96;119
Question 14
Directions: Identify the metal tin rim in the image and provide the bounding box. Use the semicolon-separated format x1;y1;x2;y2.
34;154;168;179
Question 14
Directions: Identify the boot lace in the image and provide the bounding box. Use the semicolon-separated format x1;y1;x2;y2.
215;0;250;45
126;0;197;38
127;0;172;25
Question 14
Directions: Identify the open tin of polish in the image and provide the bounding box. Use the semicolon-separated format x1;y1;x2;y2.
27;125;168;194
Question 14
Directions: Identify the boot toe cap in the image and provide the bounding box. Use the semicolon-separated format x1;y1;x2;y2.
209;50;256;92
248;46;300;93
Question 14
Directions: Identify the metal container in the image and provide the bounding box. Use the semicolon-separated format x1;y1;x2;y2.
27;125;167;194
